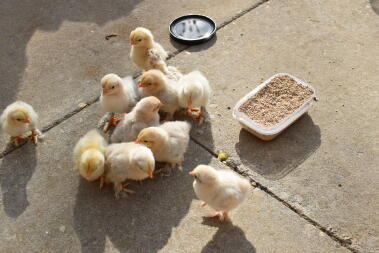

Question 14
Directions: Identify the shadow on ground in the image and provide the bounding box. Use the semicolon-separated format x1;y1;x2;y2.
73;141;212;253
0;142;37;217
370;0;379;15
201;218;256;253
169;34;218;53
0;0;141;112
235;114;321;180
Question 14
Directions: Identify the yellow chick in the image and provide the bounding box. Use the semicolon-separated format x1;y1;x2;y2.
178;71;211;124
73;129;107;182
111;96;162;143
189;165;251;221
104;142;155;198
0;101;41;146
100;74;139;132
135;121;191;169
138;69;180;120
130;27;168;72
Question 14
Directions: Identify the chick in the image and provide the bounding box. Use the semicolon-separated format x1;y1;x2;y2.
138;69;180;120
178;71;211;124
111;96;162;143
189;165;251;221
0;101;41;146
104;142;155;198
135;121;191;171
130;27;168;72
73;129;107;183
100;73;138;132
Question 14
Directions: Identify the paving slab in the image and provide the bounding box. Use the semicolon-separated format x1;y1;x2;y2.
0;101;350;253
168;0;379;252
0;0;263;149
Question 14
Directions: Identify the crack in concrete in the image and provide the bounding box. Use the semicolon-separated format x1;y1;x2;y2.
0;0;270;159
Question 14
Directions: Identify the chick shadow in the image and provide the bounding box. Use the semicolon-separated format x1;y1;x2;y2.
169;34;218;53
0;0;141;112
235;114;321;180
201;218;256;253
370;0;379;15
73;140;212;253
0;142;37;217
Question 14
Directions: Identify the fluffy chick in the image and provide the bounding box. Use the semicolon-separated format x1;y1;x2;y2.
178;71;211;124
73;129;107;182
138;69;180;120
104;142;155;198
100;73;138;132
0;101;41;146
135;121;191;169
111;96;162;143
130;27;168;72
189;165;251;221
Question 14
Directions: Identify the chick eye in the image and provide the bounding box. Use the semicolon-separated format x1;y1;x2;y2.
144;140;148;143
138;39;142;42
111;86;115;89
17;118;21;121
194;174;198;180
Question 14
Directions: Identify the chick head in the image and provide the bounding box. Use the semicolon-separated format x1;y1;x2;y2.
138;70;165;92
136;96;162;114
131;145;155;179
79;150;105;181
189;165;218;185
135;127;168;151
101;74;123;96
8;107;31;124
130;27;154;48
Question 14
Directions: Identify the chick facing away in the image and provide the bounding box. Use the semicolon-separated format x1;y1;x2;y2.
189;165;251;221
0;101;41;146
178;71;211;124
73;129;107;182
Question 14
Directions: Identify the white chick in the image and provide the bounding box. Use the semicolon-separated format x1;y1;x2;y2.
73;129;107;183
100;73;138;132
111;96;162;143
189;165;251;221
0;101;41;146
178;71;211;124
130;27;169;73
135;121;191;170
104;142;155;198
138;69;180;120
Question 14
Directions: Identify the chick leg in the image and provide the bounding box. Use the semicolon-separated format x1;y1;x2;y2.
99;176;105;190
186;97;203;124
13;136;25;147
103;113;122;133
28;129;38;144
207;211;226;221
122;183;136;194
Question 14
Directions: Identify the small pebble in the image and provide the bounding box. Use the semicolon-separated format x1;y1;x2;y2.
59;225;66;233
227;106;231;110
78;103;87;108
338;184;342;187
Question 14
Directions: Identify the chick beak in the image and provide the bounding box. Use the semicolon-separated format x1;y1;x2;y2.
188;171;195;177
147;168;153;179
130;40;136;45
135;139;142;144
24;118;31;123
86;169;93;178
138;81;147;88
102;88;110;95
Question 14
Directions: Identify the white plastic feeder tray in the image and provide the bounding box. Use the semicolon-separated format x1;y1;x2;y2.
232;73;317;141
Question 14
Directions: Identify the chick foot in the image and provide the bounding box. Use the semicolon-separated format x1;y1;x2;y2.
187;107;204;125
103;117;122;133
122;183;136;194
28;130;38;144
207;211;228;221
12;136;27;147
